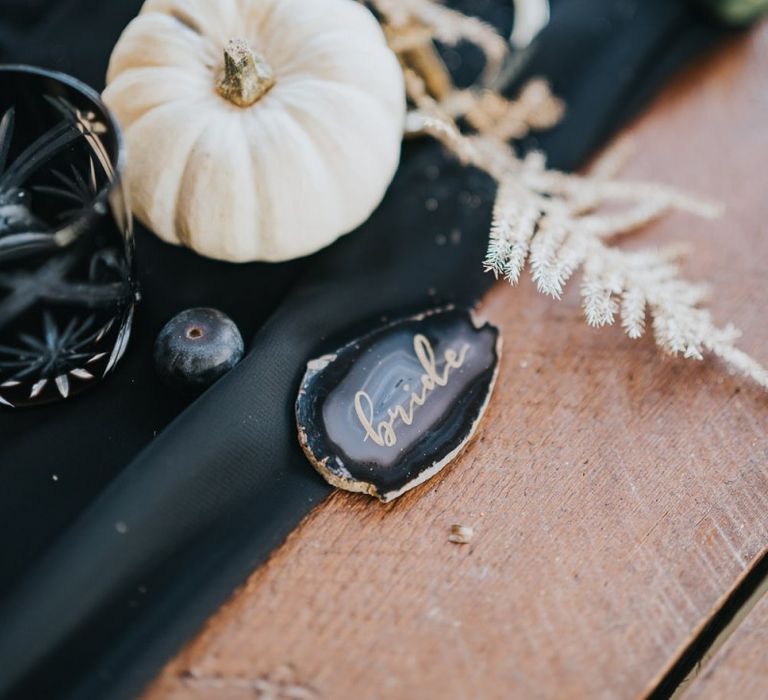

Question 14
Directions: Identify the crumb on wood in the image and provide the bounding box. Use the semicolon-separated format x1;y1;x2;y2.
448;524;473;544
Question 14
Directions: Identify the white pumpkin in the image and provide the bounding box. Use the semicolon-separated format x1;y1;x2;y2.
103;0;405;262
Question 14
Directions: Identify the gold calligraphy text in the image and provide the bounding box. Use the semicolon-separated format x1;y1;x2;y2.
354;334;470;448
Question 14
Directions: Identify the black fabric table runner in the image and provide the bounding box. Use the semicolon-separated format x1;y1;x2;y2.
0;2;726;698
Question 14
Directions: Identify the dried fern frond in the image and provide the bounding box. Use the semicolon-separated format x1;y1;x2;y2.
371;0;508;82
367;0;768;391
441;80;564;141
510;0;550;49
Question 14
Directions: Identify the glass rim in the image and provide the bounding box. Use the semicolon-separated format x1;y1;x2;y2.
0;63;127;227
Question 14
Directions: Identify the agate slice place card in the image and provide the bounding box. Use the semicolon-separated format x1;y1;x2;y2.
296;308;502;502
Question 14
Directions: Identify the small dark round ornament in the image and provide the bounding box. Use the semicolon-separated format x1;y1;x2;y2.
153;308;244;390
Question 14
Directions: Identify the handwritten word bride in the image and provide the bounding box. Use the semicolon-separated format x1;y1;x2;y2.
354;334;470;448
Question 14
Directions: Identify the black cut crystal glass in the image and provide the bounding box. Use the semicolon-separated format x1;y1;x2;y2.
0;66;136;408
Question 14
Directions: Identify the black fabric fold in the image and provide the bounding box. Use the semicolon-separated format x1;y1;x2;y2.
0;2;727;699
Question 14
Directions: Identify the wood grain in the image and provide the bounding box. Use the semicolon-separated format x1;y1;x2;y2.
144;26;768;700
684;588;768;699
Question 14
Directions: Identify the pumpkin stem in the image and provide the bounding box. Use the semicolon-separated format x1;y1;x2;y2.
217;39;275;107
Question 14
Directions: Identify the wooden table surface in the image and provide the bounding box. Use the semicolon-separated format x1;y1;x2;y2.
144;24;768;700
685;581;768;699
